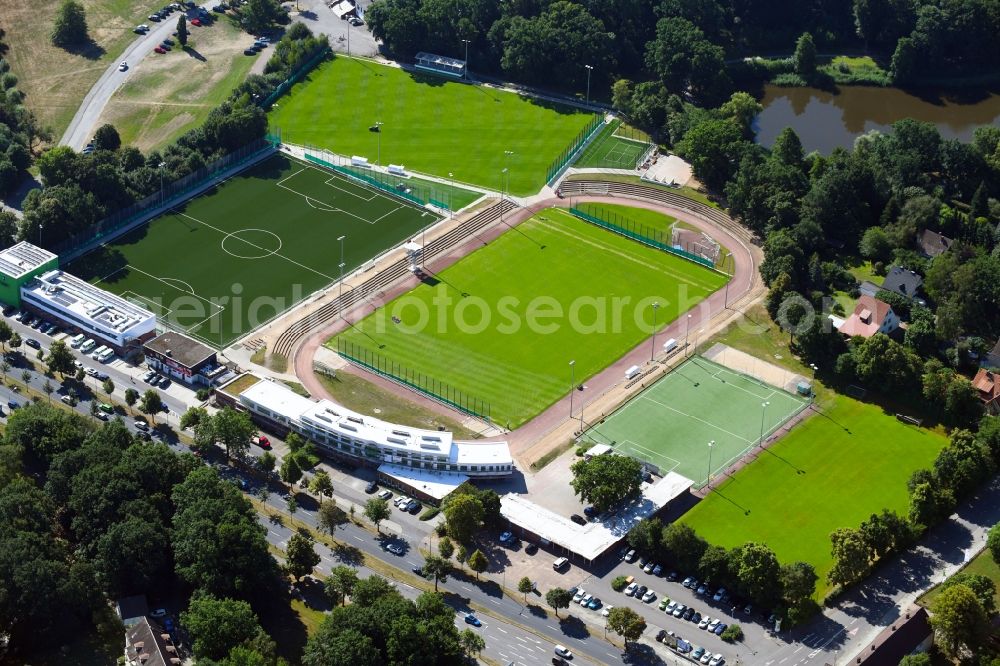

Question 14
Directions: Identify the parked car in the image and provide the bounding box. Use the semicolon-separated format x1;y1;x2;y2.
553;556;570;571
384;542;403;555
149;13;161;20
134;419;149;431
713;587;727;602
635;585;648;598
624;549;636;563
587;597;601;610
150;608;167;618
667;570;679;582
682;576;697;589
252;434;271;449
572;588;586;603
406;500;421;513
554;645;572;659
118;61;128;71
583;505;596;517
652;564;663;576
655;629;668;642
154;46;166;54
191;17;202;25
672;603;687;617
499;531;513;543
659;598;670;611
601;605;613;617
349;16;363;26
709;654;725;666
698;616;712;629
643;561;656;574
697;583;709;595
570;514;586;525
713;623;728;635
641;590;656;603
624;582;637;596
683;607;696;621
377;489;392;500
364;481;378;493
25;338;40;349
525;542;538;555
692;647;705;660
162;38;174;45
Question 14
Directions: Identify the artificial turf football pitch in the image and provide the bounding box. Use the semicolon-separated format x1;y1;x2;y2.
681;394;947;596
583;356;810;487
67;153;438;348
268;56;597;196
328;207;729;428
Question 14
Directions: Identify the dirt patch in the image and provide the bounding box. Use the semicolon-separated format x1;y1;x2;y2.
0;0;167;135
95;20;257;150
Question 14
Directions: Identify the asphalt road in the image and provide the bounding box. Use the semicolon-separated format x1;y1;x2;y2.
60;3;218;151
1;314;192;429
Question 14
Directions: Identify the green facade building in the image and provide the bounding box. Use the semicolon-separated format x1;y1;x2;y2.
0;242;59;307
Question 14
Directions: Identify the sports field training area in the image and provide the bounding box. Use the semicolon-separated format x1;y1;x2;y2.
681;394;947;596
328;207;729;428
575;202;679;236
573;120;651;169
584;356;809;486
268;56;596;196
68;153;437;348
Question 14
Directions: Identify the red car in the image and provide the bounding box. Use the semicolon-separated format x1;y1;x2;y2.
154;46;166;54
190;18;202;26
252;434;271;449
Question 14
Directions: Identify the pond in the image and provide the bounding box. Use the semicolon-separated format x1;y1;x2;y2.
753;84;1000;153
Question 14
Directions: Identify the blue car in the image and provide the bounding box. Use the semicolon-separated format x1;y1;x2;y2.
464;613;481;627
586;597;602;610
713;622;727;635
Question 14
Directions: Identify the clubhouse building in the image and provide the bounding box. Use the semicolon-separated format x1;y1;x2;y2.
217;374;513;500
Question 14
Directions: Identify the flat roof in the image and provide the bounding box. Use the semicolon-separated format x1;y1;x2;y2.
378;464;469;500
501;472;694;561
0;242;57;280
218;373;262;398
23;269;155;336
415;52;466;68
238;377;513;466
144;331;216;369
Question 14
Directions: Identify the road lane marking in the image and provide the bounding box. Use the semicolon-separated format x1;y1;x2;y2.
497;628;508;634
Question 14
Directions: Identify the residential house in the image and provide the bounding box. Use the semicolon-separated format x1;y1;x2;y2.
125;616;180;666
972;368;1000;414
917;229;953;258
858;266;924;303
837;295;900;339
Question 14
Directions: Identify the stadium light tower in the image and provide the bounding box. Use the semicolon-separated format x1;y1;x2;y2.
337;235;347;316
375;121;384;166
650;301;660;361
706;440;715;488
758;401;770;447
462;39;471;79
685;313;693;356
584;65;594;105
568;360;576;422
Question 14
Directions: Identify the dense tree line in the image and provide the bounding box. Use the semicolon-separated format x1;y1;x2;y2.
303;576;472;665
0;29;41;196
366;0;1000;118
626;519;819;624
0;403;284;662
16;24;327;252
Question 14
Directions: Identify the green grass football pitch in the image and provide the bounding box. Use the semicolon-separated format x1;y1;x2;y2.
583;356;810;486
66;153;438;348
268;56;597;196
573;120;650;169
681;394;947;596
328;207;729;428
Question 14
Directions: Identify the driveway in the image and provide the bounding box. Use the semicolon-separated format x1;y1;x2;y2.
290;0;378;57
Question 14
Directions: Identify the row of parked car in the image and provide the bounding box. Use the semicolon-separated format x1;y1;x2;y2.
623;548;755;614
654;628;726;666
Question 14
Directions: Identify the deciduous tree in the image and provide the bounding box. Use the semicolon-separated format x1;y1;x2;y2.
286;531;320;582
570;453;643;512
546;587;573;617
363;498;391;532
607;606;646;646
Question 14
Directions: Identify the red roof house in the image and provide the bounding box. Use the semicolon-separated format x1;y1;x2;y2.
837;295;900;339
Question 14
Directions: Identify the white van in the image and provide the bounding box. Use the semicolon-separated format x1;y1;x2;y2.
625;365;641;380
662;338;678;354
552;556;569;571
69;333;86;348
98;348;115;363
90;345;109;359
79;339;96;353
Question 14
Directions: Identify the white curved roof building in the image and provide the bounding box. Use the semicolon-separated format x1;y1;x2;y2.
234;377;512;479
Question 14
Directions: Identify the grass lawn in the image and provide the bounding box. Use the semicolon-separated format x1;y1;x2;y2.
317;371;481;439
920;548;1000;611
684;305;948;597
575;201;678;235
0;0;181;136
67;153;437;348
328;206;728;428
268;56;596;196
95;19;256;150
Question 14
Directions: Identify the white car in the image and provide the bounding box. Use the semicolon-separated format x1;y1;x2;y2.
572;588;586;603
377;489;392;500
554;645;572;659
579;594;592;606
709;654;725;666
601;605;613;617
119;61;128;71
624;582;637;596
641;590;656;603
150;608;167;618
700;652;713;664
698;616;712;629
707;618;721;632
